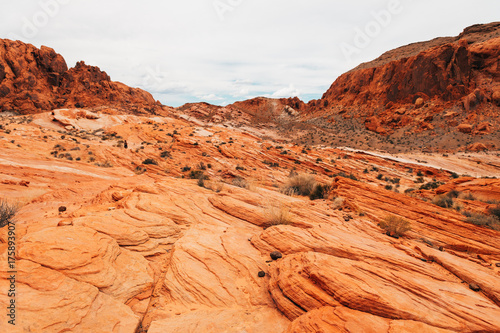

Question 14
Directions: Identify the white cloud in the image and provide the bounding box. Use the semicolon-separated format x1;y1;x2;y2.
271;84;301;99
1;1;499;106
199;94;224;101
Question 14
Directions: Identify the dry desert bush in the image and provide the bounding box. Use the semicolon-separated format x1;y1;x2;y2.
378;215;412;237
281;173;316;196
0;199;18;228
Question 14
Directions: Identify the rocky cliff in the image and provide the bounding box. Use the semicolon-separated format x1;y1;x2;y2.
307;22;500;135
0;39;163;115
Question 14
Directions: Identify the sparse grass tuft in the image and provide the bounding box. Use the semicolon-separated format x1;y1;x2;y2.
263;200;291;229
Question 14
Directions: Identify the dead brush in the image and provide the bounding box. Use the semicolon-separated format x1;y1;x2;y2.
263;199;292;229
378;215;412;238
281;173;317;197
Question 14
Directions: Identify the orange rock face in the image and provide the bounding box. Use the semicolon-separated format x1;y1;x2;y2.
0;39;163;115
0;107;499;332
304;23;500;136
1;22;500;333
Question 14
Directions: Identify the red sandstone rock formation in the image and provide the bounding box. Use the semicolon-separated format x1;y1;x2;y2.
306;22;500;134
0;39;163;115
0;108;499;332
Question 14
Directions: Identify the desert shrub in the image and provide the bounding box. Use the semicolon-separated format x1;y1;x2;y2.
378;215;412;237
197;176;206;188
142;158;158;165
160;151;171;158
232;177;249;189
331;197;345;210
0;199;18;228
189;170;208;180
415;177;425;183
464;212;500;230
377;174;384;180
309;184;330;200
281;174;316;196
460;192;476;201
134;165;147;174
391;178;400;184
95;161;113;168
489;205;500;220
385;185;393;191
205;180;224;193
198;162;207;170
417;171;424;177
432;195;454;208
333;172;357;181
419;181;442;190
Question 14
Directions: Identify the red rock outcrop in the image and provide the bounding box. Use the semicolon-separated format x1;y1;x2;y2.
0;108;499;332
306;23;500;135
0;39;164;115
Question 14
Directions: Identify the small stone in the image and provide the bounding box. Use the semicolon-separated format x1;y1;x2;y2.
469;283;481;292
495;263;500;268
270;251;283;260
258;271;266;278
439;246;444;252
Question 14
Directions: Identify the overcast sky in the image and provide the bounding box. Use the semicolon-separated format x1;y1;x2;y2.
2;1;499;107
